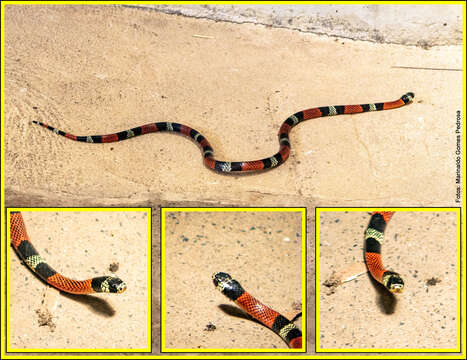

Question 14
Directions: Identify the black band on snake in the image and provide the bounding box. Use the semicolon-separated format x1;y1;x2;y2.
32;92;414;172
213;272;302;349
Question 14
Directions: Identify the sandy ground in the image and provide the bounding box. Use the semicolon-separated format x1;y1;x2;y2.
8;211;149;351
4;5;463;208
318;211;458;350
162;210;303;351
2;3;464;357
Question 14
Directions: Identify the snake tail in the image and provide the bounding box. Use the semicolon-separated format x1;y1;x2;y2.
10;211;127;295
213;272;302;349
32;92;414;173
364;211;404;293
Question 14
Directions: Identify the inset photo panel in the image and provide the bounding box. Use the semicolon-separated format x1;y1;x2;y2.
316;208;460;353
161;208;306;352
6;208;151;352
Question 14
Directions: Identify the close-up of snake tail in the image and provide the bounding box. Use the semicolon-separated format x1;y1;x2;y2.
212;272;302;349
32;92;413;173
364;211;404;293
10;211;127;295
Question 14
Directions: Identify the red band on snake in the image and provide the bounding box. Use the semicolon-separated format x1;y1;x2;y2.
10;212;126;295
32;93;414;173
213;272;302;349
364;211;404;293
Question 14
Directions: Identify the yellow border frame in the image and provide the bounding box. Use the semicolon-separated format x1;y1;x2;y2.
160;207;307;353
1;0;465;359
5;208;153;353
315;208;462;353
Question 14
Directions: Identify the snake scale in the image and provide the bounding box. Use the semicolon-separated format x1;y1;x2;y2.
32;93;414;172
10;212;126;295
213;272;302;349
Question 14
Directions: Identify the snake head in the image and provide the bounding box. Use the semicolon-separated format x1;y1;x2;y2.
92;276;127;293
107;277;127;293
401;92;415;104
212;272;245;301
212;272;232;288
382;271;404;293
112;278;127;293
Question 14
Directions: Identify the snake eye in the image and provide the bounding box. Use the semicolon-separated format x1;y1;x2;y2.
106;277;127;293
117;282;127;293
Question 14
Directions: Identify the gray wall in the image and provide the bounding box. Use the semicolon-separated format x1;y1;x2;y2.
127;4;463;47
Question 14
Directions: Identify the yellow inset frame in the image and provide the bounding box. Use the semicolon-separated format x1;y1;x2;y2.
5;208;152;353
315;207;462;353
160;207;307;353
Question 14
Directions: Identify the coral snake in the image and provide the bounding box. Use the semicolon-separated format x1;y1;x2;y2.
32;93;414;173
10;212;127;295
364;211;404;293
213;272;302;349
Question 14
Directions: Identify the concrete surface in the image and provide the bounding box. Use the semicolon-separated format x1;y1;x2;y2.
162;210;303;350
4;5;463;209
134;4;463;46
2;3;463;357
8;211;149;351
318;211;458;350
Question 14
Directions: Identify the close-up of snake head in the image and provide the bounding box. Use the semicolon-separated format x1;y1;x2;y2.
92;276;127;293
401;92;415;104
212;272;231;287
383;271;404;293
212;272;245;301
113;279;128;294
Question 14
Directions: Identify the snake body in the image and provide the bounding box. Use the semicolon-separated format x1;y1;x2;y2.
213;272;302;349
10;212;126;295
364;211;404;293
32;93;414;173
